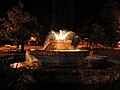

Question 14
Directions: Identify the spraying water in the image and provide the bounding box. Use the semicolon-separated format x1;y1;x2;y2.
44;30;80;50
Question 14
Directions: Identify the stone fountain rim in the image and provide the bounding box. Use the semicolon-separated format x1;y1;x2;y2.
30;49;89;52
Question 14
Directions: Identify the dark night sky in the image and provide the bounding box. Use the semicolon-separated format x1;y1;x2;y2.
0;0;114;29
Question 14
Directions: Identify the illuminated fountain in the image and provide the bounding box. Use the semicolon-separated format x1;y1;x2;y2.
26;30;90;67
29;30;89;56
43;30;76;50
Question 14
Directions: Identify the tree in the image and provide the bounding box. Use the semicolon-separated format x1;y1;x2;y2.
99;0;120;49
89;23;105;45
0;2;41;52
79;17;93;39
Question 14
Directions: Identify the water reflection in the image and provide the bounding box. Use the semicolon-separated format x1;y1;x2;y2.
10;51;116;69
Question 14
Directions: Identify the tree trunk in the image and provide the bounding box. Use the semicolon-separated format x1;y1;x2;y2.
110;41;114;49
20;40;24;52
17;41;19;48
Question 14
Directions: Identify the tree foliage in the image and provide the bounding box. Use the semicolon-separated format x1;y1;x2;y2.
0;1;41;45
89;23;105;44
99;0;120;48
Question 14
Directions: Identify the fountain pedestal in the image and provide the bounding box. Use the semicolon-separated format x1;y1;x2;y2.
44;40;74;50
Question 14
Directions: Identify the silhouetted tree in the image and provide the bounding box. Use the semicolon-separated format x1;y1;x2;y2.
89;23;105;45
99;0;120;49
79;17;93;39
0;1;41;52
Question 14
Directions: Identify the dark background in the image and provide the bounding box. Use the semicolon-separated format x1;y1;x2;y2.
0;0;116;30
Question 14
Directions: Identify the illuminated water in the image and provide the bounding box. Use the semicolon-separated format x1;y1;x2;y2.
43;30;80;50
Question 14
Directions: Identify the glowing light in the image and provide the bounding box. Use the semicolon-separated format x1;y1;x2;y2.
51;30;74;40
118;41;120;44
118;41;120;48
48;49;88;52
43;30;81;50
30;37;36;41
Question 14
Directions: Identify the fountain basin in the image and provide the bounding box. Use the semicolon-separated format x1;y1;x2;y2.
26;49;89;68
28;49;89;57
